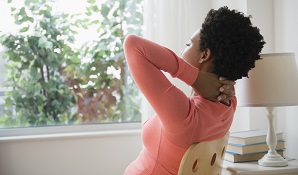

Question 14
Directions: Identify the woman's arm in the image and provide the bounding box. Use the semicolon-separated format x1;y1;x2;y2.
124;35;233;127
124;35;197;126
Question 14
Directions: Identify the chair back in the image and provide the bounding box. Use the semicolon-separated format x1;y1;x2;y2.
178;132;229;175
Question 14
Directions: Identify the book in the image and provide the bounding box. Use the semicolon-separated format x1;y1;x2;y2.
228;129;283;145
224;149;284;163
226;140;285;154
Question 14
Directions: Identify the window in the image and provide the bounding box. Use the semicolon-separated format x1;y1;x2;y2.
0;0;143;129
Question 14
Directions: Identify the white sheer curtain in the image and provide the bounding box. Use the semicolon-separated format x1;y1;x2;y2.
140;0;212;122
143;0;211;53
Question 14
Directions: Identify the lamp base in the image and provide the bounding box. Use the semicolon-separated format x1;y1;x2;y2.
258;150;288;167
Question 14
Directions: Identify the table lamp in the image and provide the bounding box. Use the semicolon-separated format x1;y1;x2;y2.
236;53;298;167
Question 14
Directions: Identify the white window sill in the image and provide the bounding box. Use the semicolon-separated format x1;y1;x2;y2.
0;122;142;142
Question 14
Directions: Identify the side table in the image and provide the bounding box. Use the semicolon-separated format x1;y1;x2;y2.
222;159;298;175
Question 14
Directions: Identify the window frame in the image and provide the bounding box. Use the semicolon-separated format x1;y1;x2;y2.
0;122;141;137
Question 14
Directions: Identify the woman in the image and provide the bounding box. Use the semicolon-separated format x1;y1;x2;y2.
123;6;265;175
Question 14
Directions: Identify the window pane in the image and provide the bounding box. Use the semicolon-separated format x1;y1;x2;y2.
0;0;143;128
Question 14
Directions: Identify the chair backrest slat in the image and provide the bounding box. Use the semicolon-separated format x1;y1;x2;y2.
178;132;229;175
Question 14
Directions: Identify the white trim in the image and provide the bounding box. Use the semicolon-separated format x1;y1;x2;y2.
0;122;142;138
0;128;141;143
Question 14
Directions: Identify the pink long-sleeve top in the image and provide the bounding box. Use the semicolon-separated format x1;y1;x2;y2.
123;35;236;175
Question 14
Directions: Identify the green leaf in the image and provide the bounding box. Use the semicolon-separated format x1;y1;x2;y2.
45;41;53;50
51;100;60;108
91;19;99;24
15;20;22;25
7;51;20;61
19;7;27;17
30;67;41;80
92;5;99;12
40;21;47;29
37;105;43;112
24;0;31;6
101;4;110;17
87;0;96;4
28;17;34;23
64;65;75;72
58;89;64;95
38;36;47;48
70;57;81;64
20;26;29;33
85;10;92;16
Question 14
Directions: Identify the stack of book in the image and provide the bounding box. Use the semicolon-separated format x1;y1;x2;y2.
224;129;285;163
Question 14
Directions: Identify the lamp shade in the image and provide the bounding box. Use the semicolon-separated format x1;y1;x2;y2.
236;53;298;107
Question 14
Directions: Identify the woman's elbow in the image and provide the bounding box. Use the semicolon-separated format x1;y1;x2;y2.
124;34;138;49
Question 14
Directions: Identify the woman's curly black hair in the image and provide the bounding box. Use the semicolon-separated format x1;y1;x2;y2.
200;6;265;80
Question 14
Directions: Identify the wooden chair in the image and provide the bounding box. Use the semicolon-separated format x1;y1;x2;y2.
178;132;230;175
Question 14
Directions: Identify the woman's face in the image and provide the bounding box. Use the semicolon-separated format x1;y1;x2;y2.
181;30;203;68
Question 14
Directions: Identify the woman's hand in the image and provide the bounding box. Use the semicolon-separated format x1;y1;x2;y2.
191;71;235;105
217;77;235;105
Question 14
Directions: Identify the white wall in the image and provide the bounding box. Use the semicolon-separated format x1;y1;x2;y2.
228;0;298;160
0;130;142;175
273;0;298;160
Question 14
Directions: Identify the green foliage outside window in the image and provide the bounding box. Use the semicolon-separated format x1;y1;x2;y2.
0;0;143;128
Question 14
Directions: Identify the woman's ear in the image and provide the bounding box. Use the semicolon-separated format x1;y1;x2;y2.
199;48;212;63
